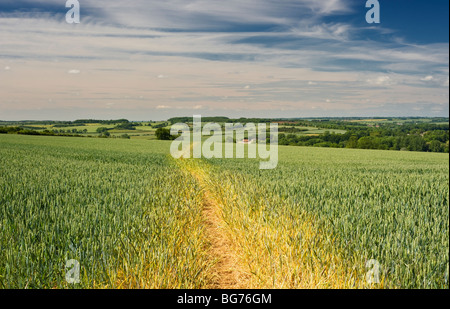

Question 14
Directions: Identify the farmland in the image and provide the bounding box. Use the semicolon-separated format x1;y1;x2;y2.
0;134;448;289
0;135;211;288
203;147;449;288
1;117;448;153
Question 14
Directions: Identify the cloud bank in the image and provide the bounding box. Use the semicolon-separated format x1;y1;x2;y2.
0;0;448;120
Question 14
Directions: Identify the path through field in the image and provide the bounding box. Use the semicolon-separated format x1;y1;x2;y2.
175;157;375;288
173;155;249;288
173;143;250;288
171;138;400;289
191;170;250;289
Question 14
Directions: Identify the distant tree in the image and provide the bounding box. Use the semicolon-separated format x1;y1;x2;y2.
42;130;54;135
96;127;109;133
346;136;359;148
153;122;168;129
155;128;173;140
357;136;379;149
114;122;137;130
407;135;426;152
429;140;443;153
121;134;131;139
98;131;110;138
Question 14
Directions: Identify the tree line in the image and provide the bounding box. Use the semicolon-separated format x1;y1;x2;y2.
279;124;449;153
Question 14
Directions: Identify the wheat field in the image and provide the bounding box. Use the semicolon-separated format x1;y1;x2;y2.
0;134;448;288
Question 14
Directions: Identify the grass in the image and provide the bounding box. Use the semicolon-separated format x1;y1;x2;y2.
0;135;213;288
278;125;347;135
202;147;449;288
0;134;448;289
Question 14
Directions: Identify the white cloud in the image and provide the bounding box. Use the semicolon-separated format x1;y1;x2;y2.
156;105;172;109
97;0;353;30
0;1;448;118
290;22;352;41
4;66;10;70
421;75;434;81
367;76;393;86
417;75;450;87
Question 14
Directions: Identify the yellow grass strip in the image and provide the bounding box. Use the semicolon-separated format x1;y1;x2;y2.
177;158;386;289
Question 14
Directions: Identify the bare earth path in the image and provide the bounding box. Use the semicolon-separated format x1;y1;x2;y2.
175;152;369;289
178;158;365;289
189;169;250;289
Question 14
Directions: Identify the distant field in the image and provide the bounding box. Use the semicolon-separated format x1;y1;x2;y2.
301;128;347;135
275;125;347;135
348;118;449;125
349;118;389;123
0;134;448;288
24;123;166;139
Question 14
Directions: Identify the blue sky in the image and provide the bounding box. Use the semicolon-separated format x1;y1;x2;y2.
0;0;448;120
380;0;449;44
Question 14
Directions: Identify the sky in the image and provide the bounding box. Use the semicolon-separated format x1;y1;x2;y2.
0;0;448;121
